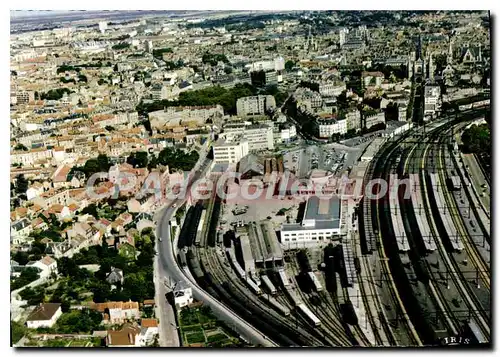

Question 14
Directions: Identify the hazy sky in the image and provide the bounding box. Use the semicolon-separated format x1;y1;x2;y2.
10;10;86;19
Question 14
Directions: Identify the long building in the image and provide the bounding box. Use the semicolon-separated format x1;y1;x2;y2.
280;196;342;249
223;122;275;151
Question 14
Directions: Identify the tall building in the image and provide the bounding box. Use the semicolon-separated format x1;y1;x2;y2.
236;95;276;117
427;53;435;82
98;21;108;34
212;137;249;164
424;85;441;118
145;40;153;54
339;28;348;46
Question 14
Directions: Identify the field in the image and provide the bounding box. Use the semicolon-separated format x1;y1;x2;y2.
24;337;102;347
178;306;242;347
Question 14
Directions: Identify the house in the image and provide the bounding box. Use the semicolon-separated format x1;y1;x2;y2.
94;219;112;235
26;255;58;279
90;301;140;324
31;217;48;231
52;165;72;189
47;204;72;221
106;267;124;287
106;324;141;347
173;281;194;308
11;218;33;245
26;182;45;200
138;319;159;345
142;299;155;308
26;303;62;329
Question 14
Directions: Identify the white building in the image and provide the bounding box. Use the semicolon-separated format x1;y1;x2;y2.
149;105;224;129
398;105;408;121
318;81;347;97
424;85;442;118
361;71;385;88
26;303;63;329
212;137;249;164
173;281;193;308
281;196;342;249
145;40;153;53
364;112;385;130
317;118;347;138
26;256;58;279
98;21;108;34
346;110;362;131
223;123;274;151
339;28;348;46
279;123;297;143
236;95;276;117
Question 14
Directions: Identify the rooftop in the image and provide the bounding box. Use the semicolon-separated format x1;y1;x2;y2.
26;303;61;321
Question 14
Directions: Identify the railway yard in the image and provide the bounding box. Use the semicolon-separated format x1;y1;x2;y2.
169;108;491;347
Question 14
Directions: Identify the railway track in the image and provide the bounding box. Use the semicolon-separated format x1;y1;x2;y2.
432;132;490;338
403;132;462;337
438;147;490;291
286;252;353;346
199;246;327;346
371;140;423;346
397;118;490;342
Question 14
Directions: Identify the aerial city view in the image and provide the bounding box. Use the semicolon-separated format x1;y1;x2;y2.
10;10;491;348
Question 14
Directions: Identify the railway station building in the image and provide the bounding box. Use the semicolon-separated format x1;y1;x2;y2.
280;196;342;249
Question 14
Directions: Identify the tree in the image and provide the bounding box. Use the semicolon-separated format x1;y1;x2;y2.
11;268;40;291
58;257;80;278
12;251;30;265
82;203;99;219
14;143;28;151
461;124;491;155
97;154;111;172
127;151;149;168
147;155;158;170
55;309;102;333
15;174;28;195
89;281;111;303
285;60;296;71
11;321;26;345
19;286;45;305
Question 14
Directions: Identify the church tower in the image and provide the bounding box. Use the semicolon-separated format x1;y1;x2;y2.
428;52;435;82
447;35;454;64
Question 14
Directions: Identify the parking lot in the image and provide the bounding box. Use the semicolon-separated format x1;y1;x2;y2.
283;145;362;177
219;199;303;233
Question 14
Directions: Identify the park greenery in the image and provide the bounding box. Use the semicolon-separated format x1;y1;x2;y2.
40;88;73;101
69;154;111;179
11;268;40;291
461;122;491;179
14;143;29;151
126;151;149;168
15;174;29;195
14;227;156;313
112;42;130;50
136;83;286;116
202;52;229;66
